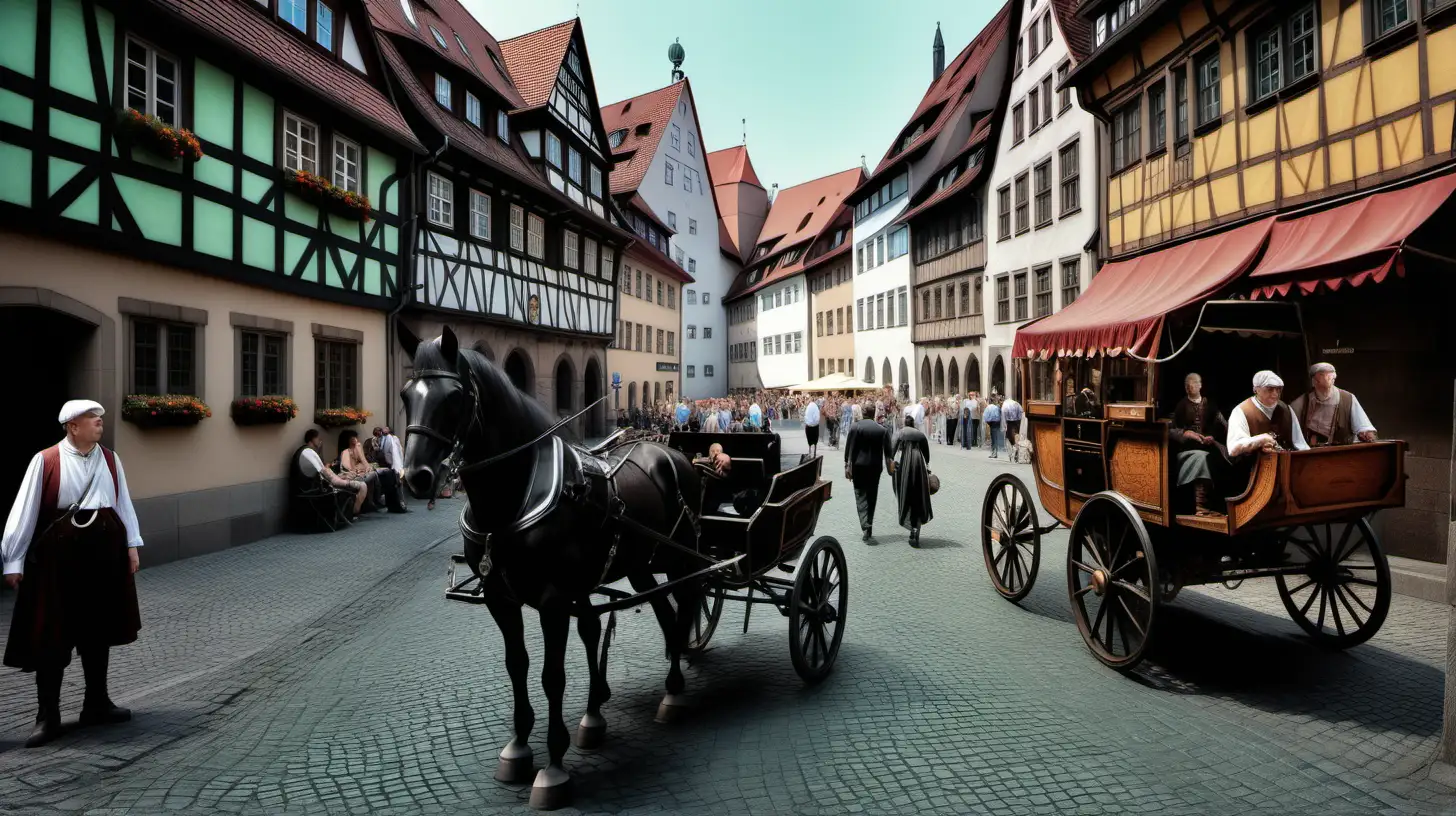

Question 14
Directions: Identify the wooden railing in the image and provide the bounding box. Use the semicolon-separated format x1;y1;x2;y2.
912;313;985;343
913;241;986;286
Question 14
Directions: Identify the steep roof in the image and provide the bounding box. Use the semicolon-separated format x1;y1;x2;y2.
717;216;739;260
363;0;522;108
1050;0;1093;63
895;115;995;226
600;81;687;195
498;19;576;110
725;167;862;302
154;0;422;151
707;146;763;189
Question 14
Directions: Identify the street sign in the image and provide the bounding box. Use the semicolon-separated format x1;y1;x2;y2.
611;372;621;391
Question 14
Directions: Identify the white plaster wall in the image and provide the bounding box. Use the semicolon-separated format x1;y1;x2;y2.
852;196;915;397
756;274;810;388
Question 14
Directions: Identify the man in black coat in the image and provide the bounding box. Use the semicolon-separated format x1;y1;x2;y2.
844;404;893;542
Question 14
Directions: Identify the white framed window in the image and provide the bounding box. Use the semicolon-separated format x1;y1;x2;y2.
687;131;696;156
689;218;697;235
701;290;708;304
686;289;697;305
527;213;545;258
668;211;677;229
689;258;697;274
546;132;562;168
664;161;674;186
602;247;615;278
583;237;598;276
427;172;452;227
590;165;603;197
564;231;579;268
674;247;685;266
671;123;681;150
283;111;318;174
434;74;452;109
315;1;335;49
332;135;360;193
465;92;481;128
125;36;180;124
469;190;491;240
568;147;582;184
496;110;510;143
510;205;524;251
682;169;692;192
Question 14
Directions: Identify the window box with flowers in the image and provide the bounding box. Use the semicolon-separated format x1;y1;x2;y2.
122;394;212;428
230;395;299;426
282;170;374;222
116;109;203;163
315;406;372;428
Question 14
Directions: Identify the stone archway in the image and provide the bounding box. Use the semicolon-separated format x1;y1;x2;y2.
882;359;893;390
991;355;1007;396
504;348;535;396
864;357;875;383
653;381;662;404
628;381;638;410
967;354;982;395
553;355;576;416
919;357;932;396
949;357;960;394
583;356;603;437
898;358;909;400
933;358;945;395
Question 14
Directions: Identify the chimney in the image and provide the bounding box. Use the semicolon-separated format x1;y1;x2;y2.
933;22;945;81
769;183;778;204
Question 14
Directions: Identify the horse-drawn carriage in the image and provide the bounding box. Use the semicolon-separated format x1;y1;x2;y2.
979;229;1406;671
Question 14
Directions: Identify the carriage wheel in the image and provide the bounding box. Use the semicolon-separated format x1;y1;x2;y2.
683;589;725;657
1067;493;1158;671
981;474;1042;603
1275;519;1391;649
789;536;847;684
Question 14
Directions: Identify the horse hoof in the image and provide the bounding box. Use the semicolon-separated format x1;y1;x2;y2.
654;694;689;724
528;765;572;810
573;712;606;749
494;739;534;784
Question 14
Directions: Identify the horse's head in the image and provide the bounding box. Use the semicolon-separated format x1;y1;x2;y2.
398;323;473;500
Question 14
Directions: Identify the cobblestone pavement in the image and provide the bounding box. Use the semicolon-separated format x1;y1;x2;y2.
1;430;1455;815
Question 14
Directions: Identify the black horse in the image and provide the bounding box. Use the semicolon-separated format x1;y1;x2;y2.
397;324;708;810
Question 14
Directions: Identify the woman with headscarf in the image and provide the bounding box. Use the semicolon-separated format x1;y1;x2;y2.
892;415;934;548
748;400;762;431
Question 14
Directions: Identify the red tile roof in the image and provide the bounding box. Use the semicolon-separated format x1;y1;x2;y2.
707;146;763;188
152;0;422;151
498;19;577;110
894;117;995;226
362;0;522;108
600;81;686;195
627;235;694;284
1051;0;1093;63
860;2;1012;189
724;167;862;302
718;216;739;260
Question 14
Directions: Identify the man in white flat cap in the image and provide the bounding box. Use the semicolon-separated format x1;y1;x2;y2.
2;400;142;748
1290;362;1377;447
1227;371;1309;458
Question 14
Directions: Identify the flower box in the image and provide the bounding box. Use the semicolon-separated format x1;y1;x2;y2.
231;395;299;426
315;406;372;428
116;108;203;163
122;394;212;428
282;170;373;222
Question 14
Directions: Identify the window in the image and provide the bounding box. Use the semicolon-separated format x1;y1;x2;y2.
682;169;692;192
1061;258;1081;306
1013;102;1025;142
674;247;685;266
469;190;491;240
689;219;697;235
280;0;307;31
583;237;597;275
657;281;664;305
704;365;714;378
635;324;642;351
1014;271;1029;321
888;226;909;259
856;298;864;330
527;213;545;258
687;131;696;156
997;186;1011;240
1111;99;1140;171
132;320;197;395
1014;173;1029;234
960;281;970;314
876;235;885;266
704;327;712;339
668;285;675;307
636;270;643;298
1253;27;1282;101
590;165;602;197
665;162;674;186
125;37;180;124
933;287;943;319
667;332;675;354
1028;18;1040;59
876;294;886;329
1044;11;1053;48
1034;266;1053;317
427;172;452;227
332;135;360;193
1028;87;1041;130
996;276;1010;323
434;74;452;109
1251;5;1319;102
315;338;359;409
510;205;524;251
686;366;695;378
464;92;482;128
686;289;697;305
315;1;334;49
645;274;653;300
888;289;897;325
602;247;615;278
1173;68;1189;144
239;330;286;398
668;211;677;230
671;123;681;150
687;325;697;340
1041;75;1053;123
497;110;510;143
1147;83;1167;152
657;329;664;354
1374;0;1410;37
568;148;582;184
429;24;448;50
689;258;697;274
1033;160;1052;227
1196;50;1221;127
564;231;579;269
1057;62;1071;113
546;132;562;168
283;112;318;174
1059;140;1080;215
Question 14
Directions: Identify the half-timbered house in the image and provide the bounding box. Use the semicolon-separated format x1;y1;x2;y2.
0;0;419;561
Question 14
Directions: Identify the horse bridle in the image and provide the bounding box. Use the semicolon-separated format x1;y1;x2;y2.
404;367;481;468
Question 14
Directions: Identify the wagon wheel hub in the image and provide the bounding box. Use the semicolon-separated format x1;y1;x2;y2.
1089;569;1109;597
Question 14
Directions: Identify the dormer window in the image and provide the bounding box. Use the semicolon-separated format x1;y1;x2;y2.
634;123;650;136
429;25;448;50
899;123;926;153
796;213;813;232
465;92;481;128
608;129;626;148
455;34;471;58
488;49;509;80
315;2;334;49
280;0;306;32
434;74;451;109
497;110;510;143
400;0;418;28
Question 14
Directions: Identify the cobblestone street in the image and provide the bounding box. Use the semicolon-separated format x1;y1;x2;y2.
2;428;1455;815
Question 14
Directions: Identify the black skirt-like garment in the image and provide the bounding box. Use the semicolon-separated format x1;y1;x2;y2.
805;424;820;446
4;508;141;671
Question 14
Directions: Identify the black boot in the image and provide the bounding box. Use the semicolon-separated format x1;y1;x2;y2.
909;528;921;548
26;667;63;748
78;647;130;726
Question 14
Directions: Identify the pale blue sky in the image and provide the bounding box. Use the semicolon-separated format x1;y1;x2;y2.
465;0;1002;191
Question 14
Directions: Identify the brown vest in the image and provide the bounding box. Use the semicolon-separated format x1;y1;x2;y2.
39;445;120;520
1293;388;1354;446
1238;398;1293;450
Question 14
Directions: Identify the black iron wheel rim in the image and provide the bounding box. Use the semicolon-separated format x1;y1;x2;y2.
1067;496;1156;670
981;476;1041;602
790;538;847;683
1275;520;1390;648
685;590;724;655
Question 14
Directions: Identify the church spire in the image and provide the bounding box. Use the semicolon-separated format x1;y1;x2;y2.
933;22;945;81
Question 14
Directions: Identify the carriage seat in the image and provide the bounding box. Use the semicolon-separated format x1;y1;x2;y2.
668;432;782;480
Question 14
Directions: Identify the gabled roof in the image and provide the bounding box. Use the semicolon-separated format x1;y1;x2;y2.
498;19;576;110
895;116;995;226
155;0;422;151
857;2;1012;193
707;146;763;189
725;167;862;302
600;81;689;195
363;0;522;108
718;217;739;260
1050;0;1093;63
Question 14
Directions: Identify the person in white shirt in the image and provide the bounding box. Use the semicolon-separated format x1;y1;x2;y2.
1002;397;1024;448
962;394;979;449
803;398;823;458
1227;370;1310;457
902;399;926;430
1289;362;1376;447
296;429;369;516
2;400;143;747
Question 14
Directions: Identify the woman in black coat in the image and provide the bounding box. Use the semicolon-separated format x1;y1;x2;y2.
892;416;934;548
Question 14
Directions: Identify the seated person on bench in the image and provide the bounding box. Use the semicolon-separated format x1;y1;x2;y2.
1168;372;1231;516
694;443;765;517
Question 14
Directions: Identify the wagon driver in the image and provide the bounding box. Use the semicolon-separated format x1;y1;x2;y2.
3;400;142;748
1289;362;1376;447
1227;370;1309;457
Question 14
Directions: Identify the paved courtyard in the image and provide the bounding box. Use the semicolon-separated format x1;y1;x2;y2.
2;427;1455;815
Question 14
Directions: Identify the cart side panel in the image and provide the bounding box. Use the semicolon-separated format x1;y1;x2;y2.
1106;423;1171;527
1228;452;1281;533
1029;417;1072;527
1284;441;1406;513
746;480;831;576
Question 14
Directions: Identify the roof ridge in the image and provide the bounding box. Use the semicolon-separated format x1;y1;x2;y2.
498;17;576;46
777;166;863;191
601;77;687;110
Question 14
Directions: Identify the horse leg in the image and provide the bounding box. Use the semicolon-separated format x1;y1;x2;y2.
627;571;690;723
572;605;608;750
529;603;573;811
485;595;536;784
657;580;701;723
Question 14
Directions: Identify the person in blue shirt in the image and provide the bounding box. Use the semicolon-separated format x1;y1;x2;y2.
674;400;690;431
983;397;1004;459
840;399;854;446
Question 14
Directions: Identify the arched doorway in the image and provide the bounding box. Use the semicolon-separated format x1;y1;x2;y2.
554;357;575;416
628;381;638;410
505;349;534;396
949;358;960;394
584;357;603;437
967;354;981;395
933;358;945;395
882;359;893;391
864;357;875;383
919;357;932;395
653;381;661;404
642;381;651;407
898;359;909;400
990;355;1007;396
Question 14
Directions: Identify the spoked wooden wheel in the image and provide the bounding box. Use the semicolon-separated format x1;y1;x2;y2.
981;474;1042;602
683;589;725;657
1067;493;1157;671
1275;519;1391;649
789;536;847;684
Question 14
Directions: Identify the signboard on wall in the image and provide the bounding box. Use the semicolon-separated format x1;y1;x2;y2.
656;362;680;372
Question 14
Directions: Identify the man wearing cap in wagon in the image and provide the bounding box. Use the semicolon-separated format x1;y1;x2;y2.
1290;362;1377;447
1227;370;1310;458
3;400;143;748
